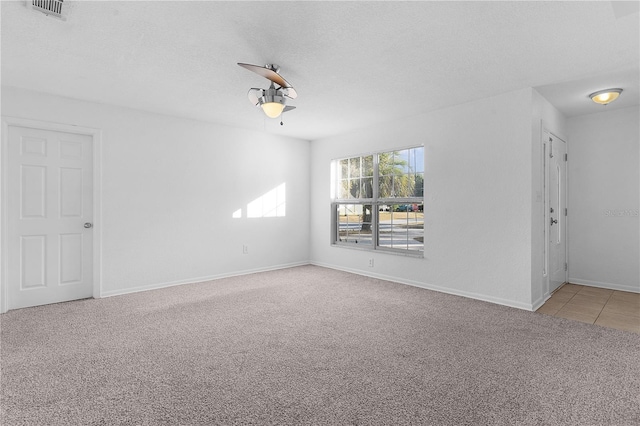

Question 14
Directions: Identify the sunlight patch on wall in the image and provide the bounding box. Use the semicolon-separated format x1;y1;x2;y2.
248;183;286;218
232;183;286;218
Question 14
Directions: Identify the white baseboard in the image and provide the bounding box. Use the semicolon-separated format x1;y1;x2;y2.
99;259;549;311
99;261;310;298
531;294;551;312
310;261;535;311
568;278;640;294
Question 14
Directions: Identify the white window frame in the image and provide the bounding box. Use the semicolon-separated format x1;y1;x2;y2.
331;145;424;256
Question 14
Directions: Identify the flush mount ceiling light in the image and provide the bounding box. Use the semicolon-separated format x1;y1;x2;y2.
589;88;623;105
238;63;297;119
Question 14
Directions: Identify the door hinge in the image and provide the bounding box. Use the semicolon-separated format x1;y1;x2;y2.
564;263;568;271
565;208;567;216
564;153;568;161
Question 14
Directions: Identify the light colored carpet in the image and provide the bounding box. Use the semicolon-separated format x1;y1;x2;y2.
1;265;639;425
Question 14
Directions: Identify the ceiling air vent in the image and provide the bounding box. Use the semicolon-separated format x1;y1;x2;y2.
31;0;65;20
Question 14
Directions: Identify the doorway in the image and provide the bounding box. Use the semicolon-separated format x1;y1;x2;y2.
543;130;568;294
2;119;100;312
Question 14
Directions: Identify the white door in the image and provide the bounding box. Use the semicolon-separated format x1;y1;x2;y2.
7;126;93;310
545;131;567;294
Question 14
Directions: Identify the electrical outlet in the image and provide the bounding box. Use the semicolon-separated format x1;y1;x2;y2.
368;258;374;267
242;245;248;254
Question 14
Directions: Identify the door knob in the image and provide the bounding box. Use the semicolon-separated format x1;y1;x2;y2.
84;222;93;229
550;218;557;226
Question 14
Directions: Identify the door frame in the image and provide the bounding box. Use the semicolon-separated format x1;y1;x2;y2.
542;126;568;297
0;117;103;313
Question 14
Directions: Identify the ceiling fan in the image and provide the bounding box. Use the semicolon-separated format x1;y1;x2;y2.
238;63;297;120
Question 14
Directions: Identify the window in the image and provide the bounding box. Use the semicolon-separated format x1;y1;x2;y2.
332;146;424;255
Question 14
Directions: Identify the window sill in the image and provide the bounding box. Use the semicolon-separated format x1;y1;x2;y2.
331;243;424;259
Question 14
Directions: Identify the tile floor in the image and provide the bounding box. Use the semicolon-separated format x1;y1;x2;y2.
537;283;640;334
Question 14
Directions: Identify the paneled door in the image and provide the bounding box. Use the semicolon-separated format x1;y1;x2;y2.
7;126;93;310
545;131;567;294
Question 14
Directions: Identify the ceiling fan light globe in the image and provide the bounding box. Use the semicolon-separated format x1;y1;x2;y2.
261;102;285;118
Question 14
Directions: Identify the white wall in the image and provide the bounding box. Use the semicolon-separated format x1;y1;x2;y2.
310;88;537;309
9;83;633;313
531;90;567;307
1;86;310;299
567;106;639;292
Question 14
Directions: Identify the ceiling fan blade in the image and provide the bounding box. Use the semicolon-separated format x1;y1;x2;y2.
283;87;297;100
283;106;296;113
238;62;296;92
247;88;263;106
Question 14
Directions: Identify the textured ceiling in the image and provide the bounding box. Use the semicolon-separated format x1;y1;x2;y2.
1;1;638;140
